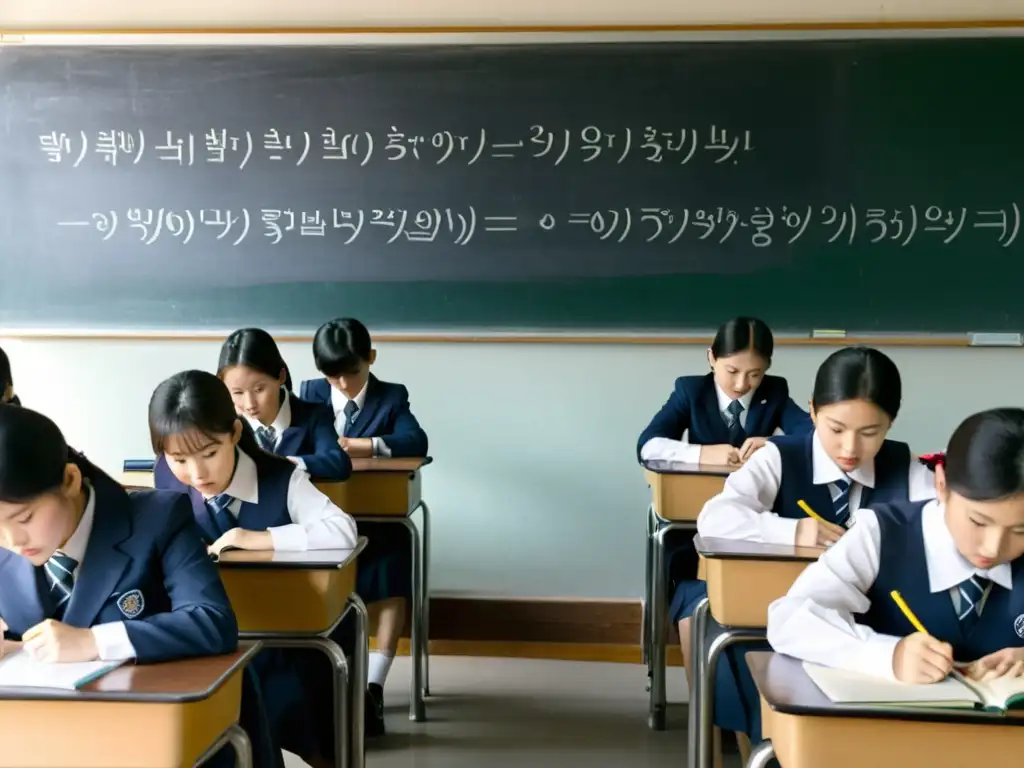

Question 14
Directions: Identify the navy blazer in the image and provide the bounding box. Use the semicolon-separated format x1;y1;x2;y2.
300;374;429;458
637;373;813;461
0;469;238;664
279;392;351;481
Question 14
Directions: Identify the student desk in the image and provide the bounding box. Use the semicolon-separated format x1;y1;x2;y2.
689;536;820;768
745;651;1024;768
641;460;732;731
316;456;433;723
0;641;260;768
217;544;368;768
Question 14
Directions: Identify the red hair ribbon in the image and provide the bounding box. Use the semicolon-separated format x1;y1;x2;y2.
919;452;946;469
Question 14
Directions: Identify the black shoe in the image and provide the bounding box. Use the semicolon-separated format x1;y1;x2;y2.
365;683;385;738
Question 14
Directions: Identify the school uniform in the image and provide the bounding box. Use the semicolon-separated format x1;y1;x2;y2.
242;389;351;481
0;461;282;768
689;432;937;740
638;374;814;638
637;373;813;463
300;374;429;459
769;499;1024;675
155;448;359;760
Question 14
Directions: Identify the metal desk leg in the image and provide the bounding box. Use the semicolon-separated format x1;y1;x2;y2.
697;627;766;768
648;523;671;731
196;722;253;768
418;500;432;697
746;740;776;768
225;724;253;768
643;504;656;670
347;595;369;768
687;598;709;768
400;518;426;721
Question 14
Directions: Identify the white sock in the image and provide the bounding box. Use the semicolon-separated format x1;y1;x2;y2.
368;651;395;688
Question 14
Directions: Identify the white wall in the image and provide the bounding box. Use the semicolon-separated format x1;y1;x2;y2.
1;0;1022;28
3;0;1019;598
5;337;1022;598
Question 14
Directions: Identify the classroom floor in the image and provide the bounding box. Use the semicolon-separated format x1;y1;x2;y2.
283;655;742;768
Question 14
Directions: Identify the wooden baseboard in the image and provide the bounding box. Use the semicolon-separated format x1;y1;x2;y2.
376;596;684;665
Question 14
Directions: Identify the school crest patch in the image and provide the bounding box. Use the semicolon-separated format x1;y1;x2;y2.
117;589;145;619
1014;615;1024;639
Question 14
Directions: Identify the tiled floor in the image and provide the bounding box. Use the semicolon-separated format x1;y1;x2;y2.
284;655;741;768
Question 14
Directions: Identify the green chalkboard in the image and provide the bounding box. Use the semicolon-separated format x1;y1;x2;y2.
0;36;1022;332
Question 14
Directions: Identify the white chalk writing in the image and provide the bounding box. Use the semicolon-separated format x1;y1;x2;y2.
55;204;1021;248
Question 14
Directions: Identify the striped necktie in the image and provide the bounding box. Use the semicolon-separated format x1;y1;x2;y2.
205;493;238;538
957;575;990;634
725;400;745;447
45;551;78;621
343;400;359;437
832;476;852;528
256;425;277;451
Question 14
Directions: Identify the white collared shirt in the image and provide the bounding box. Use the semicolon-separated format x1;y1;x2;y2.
641;382;764;464
57;482;138;662
766;500;1013;680
205;450;358;551
242;389;306;471
329;380;391;458
696;431;937;544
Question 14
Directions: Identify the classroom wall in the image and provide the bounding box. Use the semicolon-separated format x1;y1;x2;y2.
4;337;1023;599
1;0;1022;27
3;0;1019;599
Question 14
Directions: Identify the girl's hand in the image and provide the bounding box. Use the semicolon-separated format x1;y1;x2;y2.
208;528;273;556
965;648;1024;681
22;620;99;663
795;517;845;548
892;632;954;684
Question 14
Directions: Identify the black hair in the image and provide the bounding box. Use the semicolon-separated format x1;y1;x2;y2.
312;318;373;377
710;317;774;363
944;407;1024;502
0;346;19;406
0;404;72;502
811;346;902;422
217;328;293;392
148;370;293;474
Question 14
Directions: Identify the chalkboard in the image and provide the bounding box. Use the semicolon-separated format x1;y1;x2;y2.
1;37;1023;332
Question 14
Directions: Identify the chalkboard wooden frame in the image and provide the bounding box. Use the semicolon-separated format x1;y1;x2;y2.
4;25;1024;345
0;329;977;346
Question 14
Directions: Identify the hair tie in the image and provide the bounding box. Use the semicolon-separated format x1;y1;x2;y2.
919;452;946;470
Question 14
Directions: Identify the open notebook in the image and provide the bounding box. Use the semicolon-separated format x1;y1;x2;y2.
0;650;123;690
804;660;1024;713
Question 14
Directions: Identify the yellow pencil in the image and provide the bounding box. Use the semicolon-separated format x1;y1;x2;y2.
796;499;829;525
890;589;929;634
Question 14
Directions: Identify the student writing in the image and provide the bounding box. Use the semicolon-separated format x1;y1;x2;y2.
0;404;282;768
684;346;937;749
696;345;936;546
299;317;427;736
149;370;358;559
769;407;1024;684
148;370;359;767
638;317;812;468
217;327;351;480
300;317;428;459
